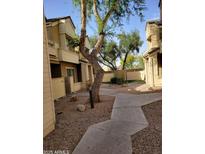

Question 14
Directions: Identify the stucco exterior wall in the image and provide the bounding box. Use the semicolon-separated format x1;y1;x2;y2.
146;23;160;50
73;82;81;92
144;52;162;87
43;18;56;137
62;18;76;38
59;49;79;64
144;20;162;88
127;71;144;80
52;77;66;99
47;24;60;45
102;72;115;82
60;62;77;77
102;70;144;82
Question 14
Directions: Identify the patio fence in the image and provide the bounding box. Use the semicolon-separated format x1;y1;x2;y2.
52;77;66;99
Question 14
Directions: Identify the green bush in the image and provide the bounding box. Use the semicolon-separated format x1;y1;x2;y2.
110;77;118;84
110;77;124;84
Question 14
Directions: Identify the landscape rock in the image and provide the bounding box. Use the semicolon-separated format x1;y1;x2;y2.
70;95;78;102
76;104;86;112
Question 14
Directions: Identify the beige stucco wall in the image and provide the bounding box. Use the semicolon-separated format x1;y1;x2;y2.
47;24;60;45
52;25;60;44
59;49;79;64
144;52;162;87
146;23;160;50
52;77;66;99
127;71;144;80
73;82;81;92
102;72;115;82
60;62;77;77
63;18;76;37
102;70;144;82
144;20;162;88
43;18;56;137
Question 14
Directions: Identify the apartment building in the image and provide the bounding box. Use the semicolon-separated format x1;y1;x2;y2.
143;20;162;87
143;0;162;88
46;16;94;99
43;17;55;137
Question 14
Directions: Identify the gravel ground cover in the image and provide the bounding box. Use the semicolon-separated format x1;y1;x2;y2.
132;100;162;154
43;95;115;153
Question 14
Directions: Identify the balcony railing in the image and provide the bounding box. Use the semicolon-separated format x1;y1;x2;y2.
58;48;79;64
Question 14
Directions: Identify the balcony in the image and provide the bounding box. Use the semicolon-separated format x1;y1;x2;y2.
146;25;159;41
48;46;58;57
58;48;79;64
48;40;59;61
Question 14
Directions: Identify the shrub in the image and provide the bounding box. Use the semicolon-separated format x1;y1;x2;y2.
110;77;118;84
110;77;124;84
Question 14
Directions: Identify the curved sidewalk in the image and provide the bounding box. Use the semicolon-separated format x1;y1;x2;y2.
73;91;162;154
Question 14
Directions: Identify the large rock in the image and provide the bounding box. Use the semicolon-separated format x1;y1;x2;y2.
76;104;86;112
70;95;77;102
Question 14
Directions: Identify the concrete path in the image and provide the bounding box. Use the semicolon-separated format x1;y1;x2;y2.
73;89;162;154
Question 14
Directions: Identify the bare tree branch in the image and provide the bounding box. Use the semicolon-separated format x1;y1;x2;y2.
93;0;102;23
79;0;91;61
99;52;117;70
102;1;117;27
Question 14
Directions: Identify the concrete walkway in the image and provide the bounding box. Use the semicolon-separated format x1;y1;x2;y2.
73;89;162;154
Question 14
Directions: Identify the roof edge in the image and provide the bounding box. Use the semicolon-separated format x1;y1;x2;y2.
46;16;76;29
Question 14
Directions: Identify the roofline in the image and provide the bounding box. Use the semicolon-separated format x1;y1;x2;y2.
46;16;76;29
145;19;160;30
143;47;160;57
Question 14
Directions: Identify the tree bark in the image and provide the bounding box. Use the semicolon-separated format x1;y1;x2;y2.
122;51;129;70
88;48;104;103
91;67;104;102
79;0;109;103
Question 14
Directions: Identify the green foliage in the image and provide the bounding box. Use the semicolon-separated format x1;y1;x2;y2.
72;0;94;18
110;77;124;84
89;29;143;70
66;37;80;48
118;30;143;53
118;30;143;69
89;35;120;70
136;55;144;69
72;0;146;33
120;55;137;69
120;55;144;69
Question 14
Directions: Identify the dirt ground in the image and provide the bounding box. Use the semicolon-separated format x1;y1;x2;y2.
132;100;162;154
43;95;115;153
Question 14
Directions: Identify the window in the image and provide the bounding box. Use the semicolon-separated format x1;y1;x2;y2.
67;69;74;77
50;64;61;78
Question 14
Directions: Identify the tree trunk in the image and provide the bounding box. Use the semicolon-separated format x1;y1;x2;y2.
89;52;104;103
122;51;129;70
91;69;104;103
79;0;107;104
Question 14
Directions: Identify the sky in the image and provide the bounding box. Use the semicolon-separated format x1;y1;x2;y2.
44;0;160;54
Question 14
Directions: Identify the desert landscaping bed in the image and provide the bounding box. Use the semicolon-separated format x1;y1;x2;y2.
43;95;115;153
132;100;162;154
